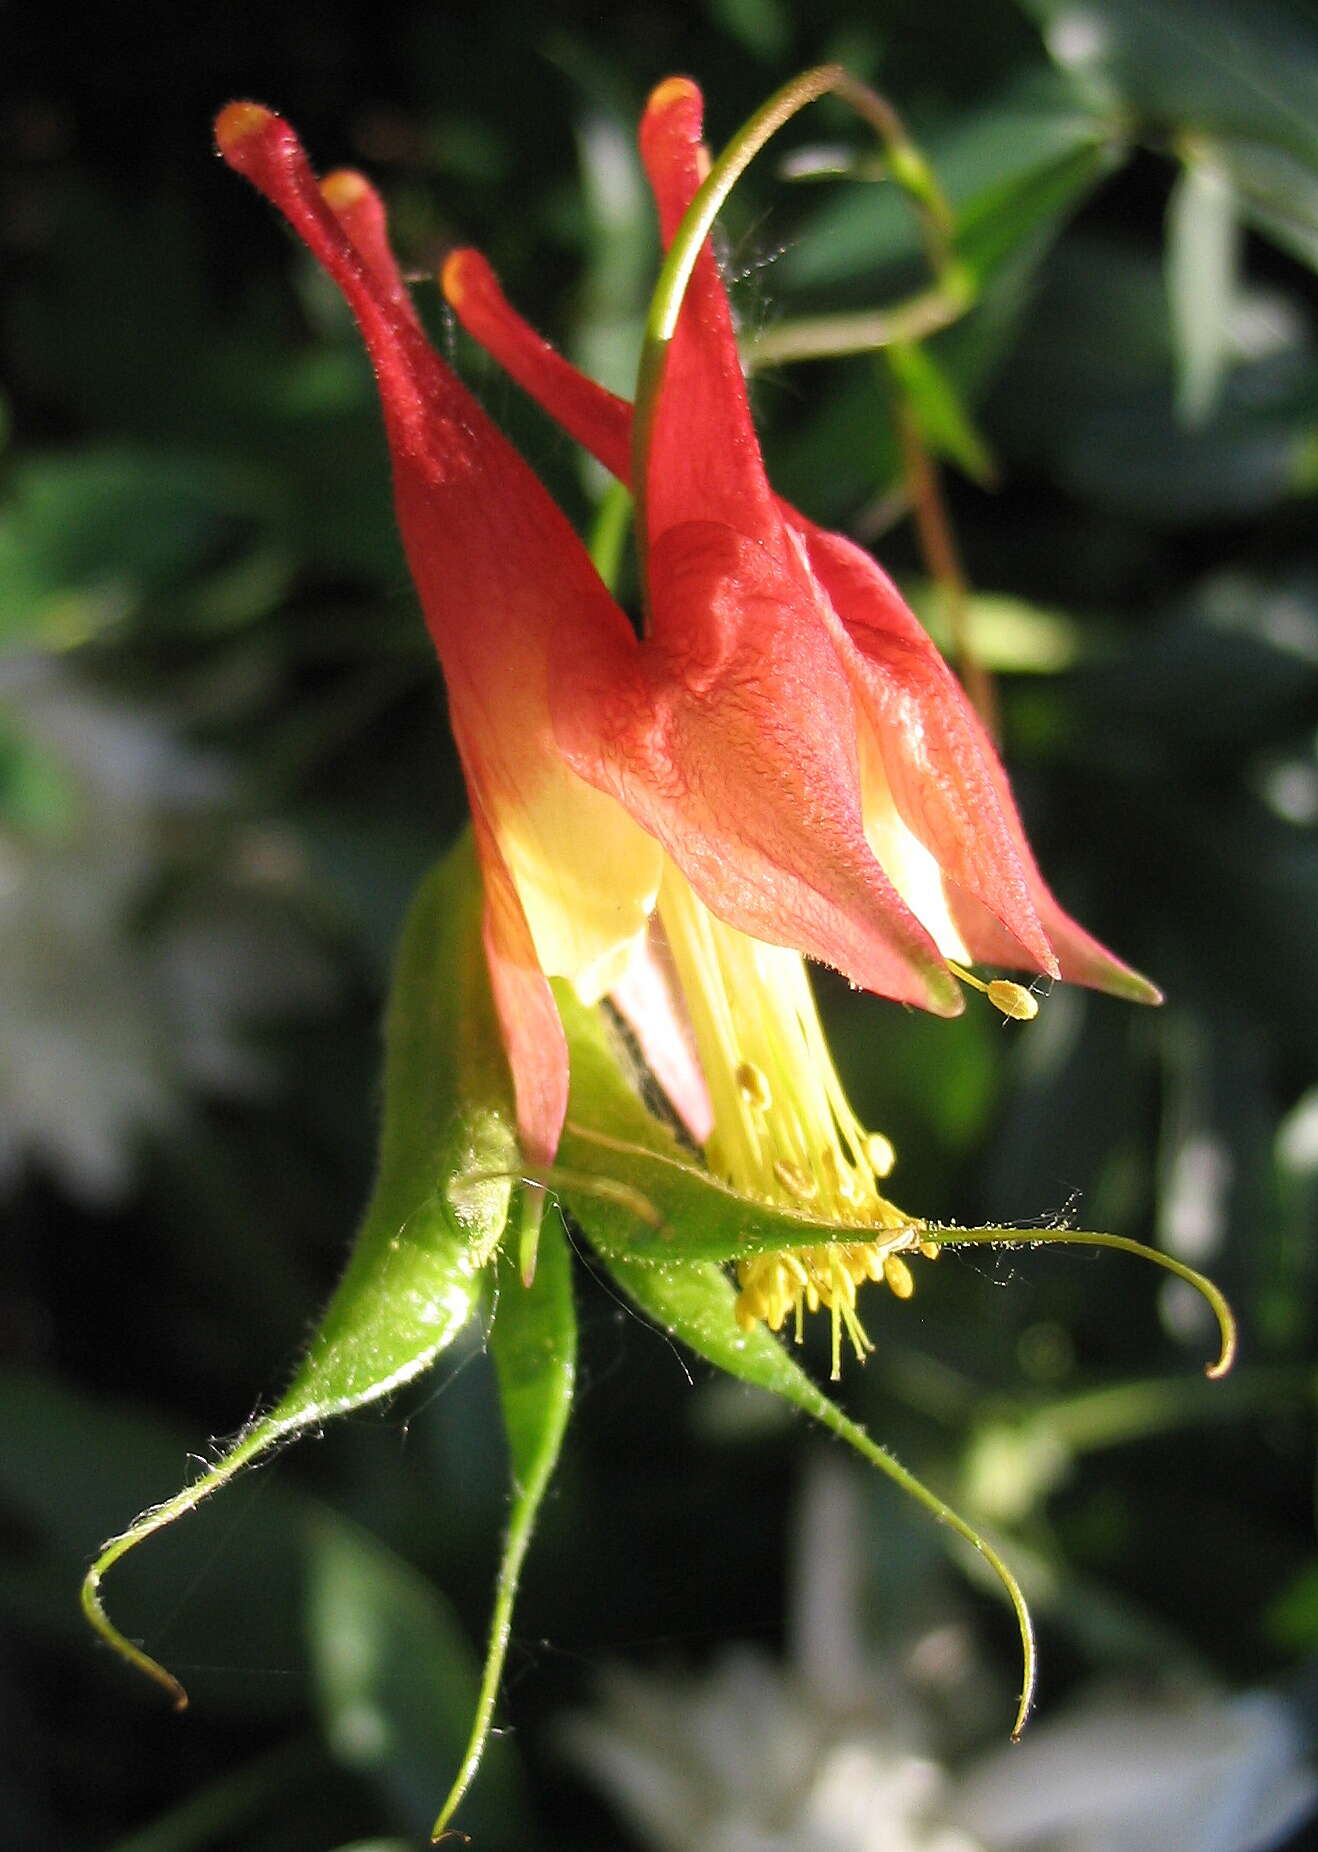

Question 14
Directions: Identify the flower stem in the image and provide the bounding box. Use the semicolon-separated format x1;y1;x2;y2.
892;385;999;735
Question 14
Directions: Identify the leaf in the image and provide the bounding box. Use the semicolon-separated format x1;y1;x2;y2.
779;72;1119;294
0;446;281;651
1166;147;1241;427
432;1211;577;1839
886;340;997;484
1020;0;1318;169
1021;0;1318;269
1216;137;1318;273
104;1741;327;1852
306;1514;527;1845
83;833;517;1705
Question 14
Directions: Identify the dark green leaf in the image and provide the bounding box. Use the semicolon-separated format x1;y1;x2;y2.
1022;0;1318;268
1020;0;1318;169
1166;148;1242;427
886;340;996;483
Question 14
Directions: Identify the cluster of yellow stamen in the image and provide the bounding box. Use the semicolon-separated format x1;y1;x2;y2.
654;869;1045;1376
656;865;940;1377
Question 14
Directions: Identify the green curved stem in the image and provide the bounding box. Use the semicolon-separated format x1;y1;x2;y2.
603;1251;1036;1740
795;1370;1037;1740
745;283;969;370
81;1426;278;1711
924;1226;1237;1379
631;62;965;618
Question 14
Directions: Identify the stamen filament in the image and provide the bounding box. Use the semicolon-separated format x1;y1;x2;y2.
655;862;921;1364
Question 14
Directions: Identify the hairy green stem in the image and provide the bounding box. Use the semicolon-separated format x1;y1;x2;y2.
631;63;964;618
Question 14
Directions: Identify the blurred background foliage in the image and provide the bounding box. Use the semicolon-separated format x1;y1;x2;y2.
1;0;1316;1847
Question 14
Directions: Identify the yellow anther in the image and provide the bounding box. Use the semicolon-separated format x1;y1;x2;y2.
866;1131;897;1178
772;1158;817;1200
947;960;1041;1022
736;1060;773;1111
883;1253;915;1299
656;863;915;1366
439;251;469;308
987;979;1039;1021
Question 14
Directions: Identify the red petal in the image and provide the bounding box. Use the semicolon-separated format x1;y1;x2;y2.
804;523;1160;1001
218;105;668;1134
320;168;423;328
637;78;777;546
803;523;1054;973
553;519;963;1014
468;799;568;1163
216;105;451;460
443;249;632;481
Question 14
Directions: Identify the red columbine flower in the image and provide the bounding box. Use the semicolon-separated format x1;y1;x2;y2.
216;85;1157;1355
216;102;670;1170
441;75;1160;1020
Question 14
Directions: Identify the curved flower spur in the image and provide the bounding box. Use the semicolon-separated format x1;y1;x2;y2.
80;73;1231;1842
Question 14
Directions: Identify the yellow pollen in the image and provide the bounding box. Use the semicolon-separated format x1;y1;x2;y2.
883;1253;915;1299
865;1131;897;1178
440;250;470;307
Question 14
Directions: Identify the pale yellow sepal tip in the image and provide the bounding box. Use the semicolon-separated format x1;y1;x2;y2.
215;101;274;155
321;169;369;212
648;75;700;115
440;250;470;307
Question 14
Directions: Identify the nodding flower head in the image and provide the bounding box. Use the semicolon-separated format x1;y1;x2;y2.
217;84;1157;1357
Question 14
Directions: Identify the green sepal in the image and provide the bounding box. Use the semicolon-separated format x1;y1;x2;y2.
549;987;1033;1735
83;832;518;1707
432;1211;577;1841
599;1250;1036;1738
552;985;914;1262
551;990;1235;1380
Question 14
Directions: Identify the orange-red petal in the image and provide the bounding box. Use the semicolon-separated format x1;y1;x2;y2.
636;77;778;551
217;105;665;1155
